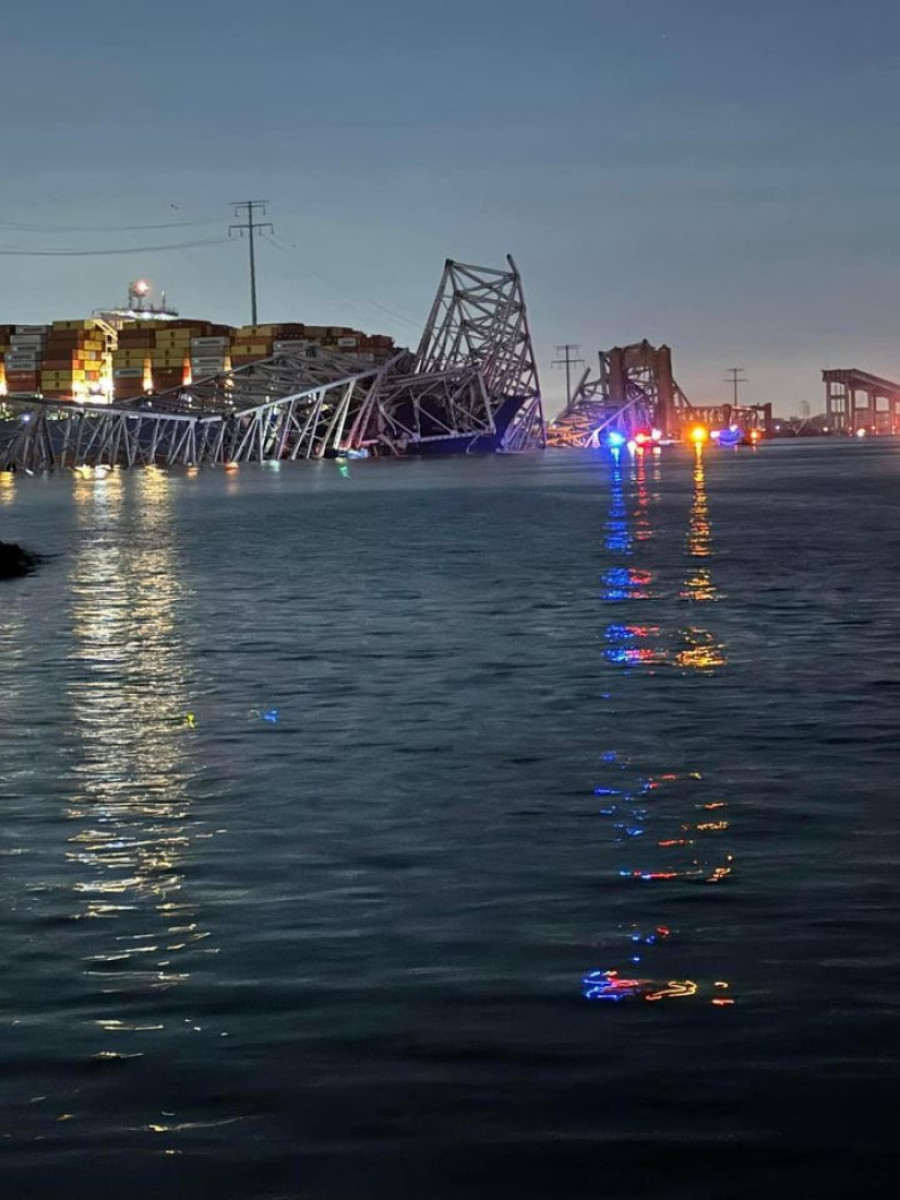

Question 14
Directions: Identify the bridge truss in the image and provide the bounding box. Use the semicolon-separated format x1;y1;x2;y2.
547;341;690;446
0;256;545;472
547;340;772;446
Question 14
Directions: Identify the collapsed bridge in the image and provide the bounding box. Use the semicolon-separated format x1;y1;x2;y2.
547;340;771;446
0;256;545;471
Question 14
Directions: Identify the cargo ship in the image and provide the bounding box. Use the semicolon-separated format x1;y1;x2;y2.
0;280;396;405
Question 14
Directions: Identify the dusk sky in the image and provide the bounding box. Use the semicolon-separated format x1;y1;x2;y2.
2;0;899;414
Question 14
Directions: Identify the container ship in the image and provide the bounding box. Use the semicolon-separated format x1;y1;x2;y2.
0;281;396;405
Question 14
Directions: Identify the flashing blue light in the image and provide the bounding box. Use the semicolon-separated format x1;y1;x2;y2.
717;427;743;448
607;431;626;448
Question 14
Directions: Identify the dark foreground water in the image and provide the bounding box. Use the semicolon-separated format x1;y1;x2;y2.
1;440;898;1198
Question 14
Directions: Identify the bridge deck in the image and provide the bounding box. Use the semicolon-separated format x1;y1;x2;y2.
822;368;900;396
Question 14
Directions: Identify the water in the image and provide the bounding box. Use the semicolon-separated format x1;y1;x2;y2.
1;441;898;1198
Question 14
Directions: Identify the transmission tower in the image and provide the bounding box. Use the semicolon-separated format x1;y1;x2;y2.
229;201;274;325
552;344;585;412
724;367;747;407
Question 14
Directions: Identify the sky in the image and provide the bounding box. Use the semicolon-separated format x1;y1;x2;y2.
2;0;900;415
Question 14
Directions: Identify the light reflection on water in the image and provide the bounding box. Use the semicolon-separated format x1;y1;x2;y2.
0;469;17;506
588;444;735;1004
1;446;897;1193
65;468;216;1018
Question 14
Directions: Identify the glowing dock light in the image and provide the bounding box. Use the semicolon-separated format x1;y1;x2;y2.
650;429;662;442
749;429;761;443
626;439;638;453
856;428;867;438
689;426;708;445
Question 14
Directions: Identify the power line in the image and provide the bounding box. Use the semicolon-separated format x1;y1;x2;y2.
0;219;216;233
552;344;585;411
0;238;228;257
229;201;273;325
260;231;422;334
724;367;747;407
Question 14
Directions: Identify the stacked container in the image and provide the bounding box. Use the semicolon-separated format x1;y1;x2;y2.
231;324;276;369
0;312;396;401
234;324;396;369
150;322;195;394
190;332;232;381
4;326;48;395
112;320;235;399
0;324;13;394
112;322;155;400
41;320;113;400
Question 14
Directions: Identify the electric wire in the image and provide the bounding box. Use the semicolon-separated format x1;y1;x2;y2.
0;219;217;233
261;231;422;334
0;238;230;257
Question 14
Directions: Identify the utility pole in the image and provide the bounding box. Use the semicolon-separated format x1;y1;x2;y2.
552;344;585;411
229;201;273;325
724;367;747;408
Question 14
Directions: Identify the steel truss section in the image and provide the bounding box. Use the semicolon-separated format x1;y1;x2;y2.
407;255;545;451
547;341;692;447
374;367;495;447
0;403;211;472
219;369;389;463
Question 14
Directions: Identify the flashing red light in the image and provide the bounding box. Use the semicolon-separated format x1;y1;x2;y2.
634;432;650;446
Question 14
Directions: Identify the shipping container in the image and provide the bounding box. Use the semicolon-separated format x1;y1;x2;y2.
236;325;277;338
191;336;230;351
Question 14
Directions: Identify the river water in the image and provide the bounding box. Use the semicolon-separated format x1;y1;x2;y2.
1;440;898;1198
